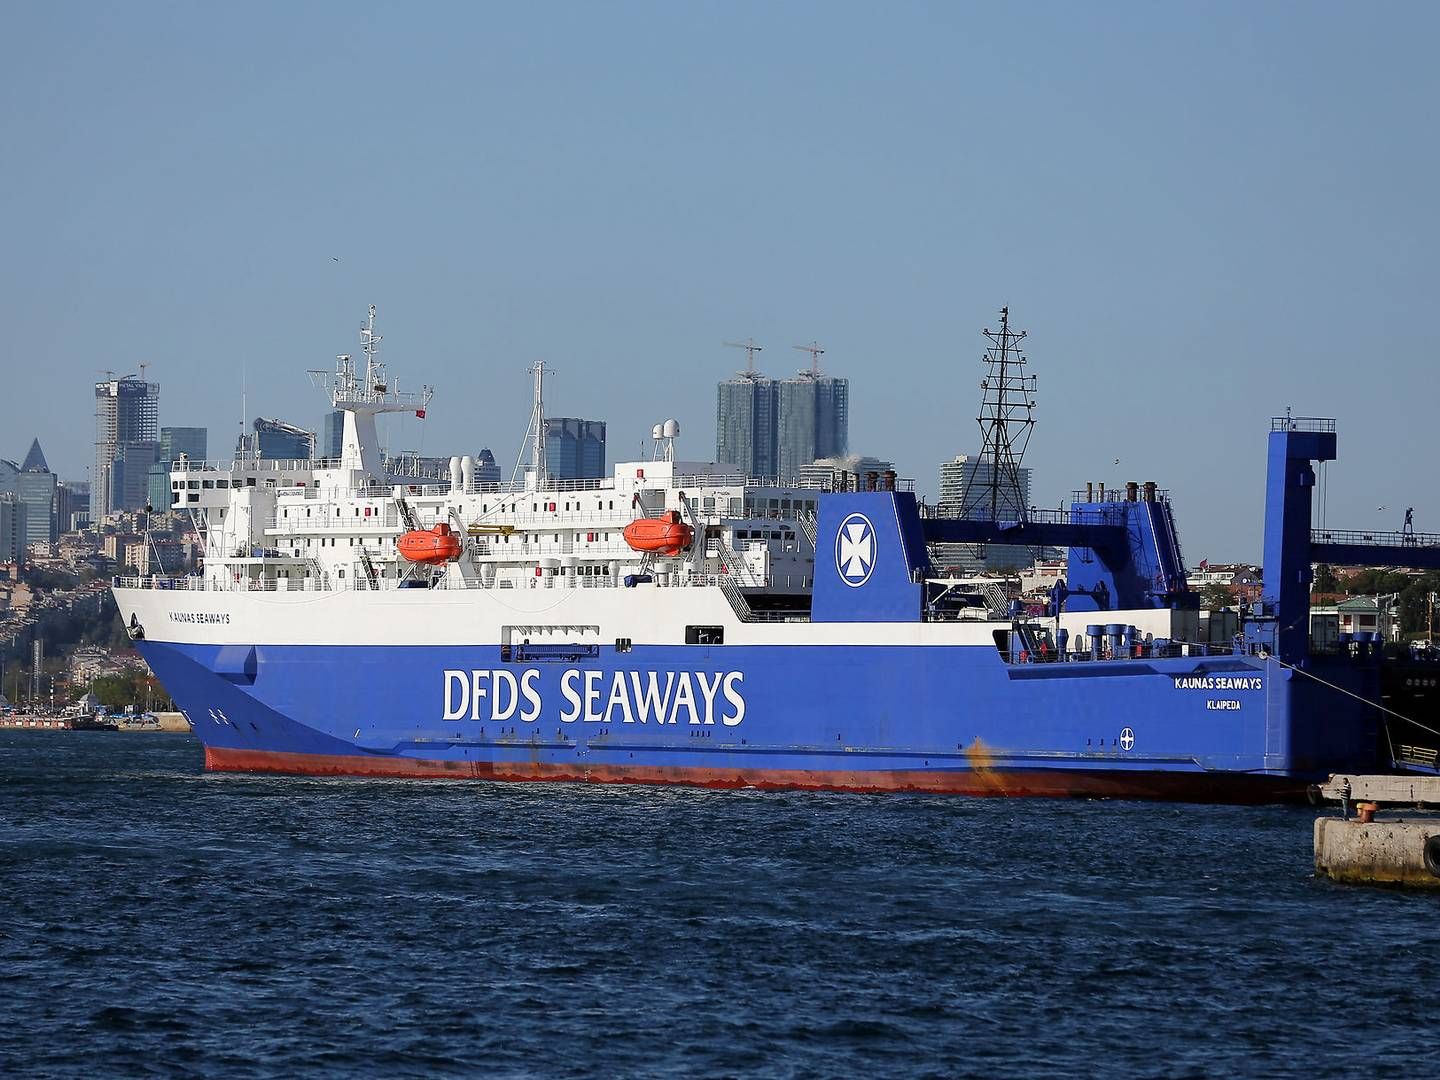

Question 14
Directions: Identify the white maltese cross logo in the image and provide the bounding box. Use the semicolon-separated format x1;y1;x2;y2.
836;513;876;587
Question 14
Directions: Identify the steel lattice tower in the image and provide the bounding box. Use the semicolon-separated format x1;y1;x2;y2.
960;306;1036;523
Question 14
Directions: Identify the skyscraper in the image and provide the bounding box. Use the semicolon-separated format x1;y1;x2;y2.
15;439;57;551
716;373;778;478
543;419;607;480
474;448;501;485
321;410;345;461
55;479;88;533
934;453;1033;573
715;350;847;481
241;418;314;461
112;442;159;514
775;372;848;481
149;427;208;510
94;375;160;520
0;493;27;563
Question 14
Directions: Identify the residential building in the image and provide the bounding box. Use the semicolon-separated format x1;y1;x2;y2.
544;418;607;481
715;362;848;481
93;375;160;520
1336;595;1401;642
716;373;778;478
796;456;895;491
933;453;1034;573
55;480;89;533
133;538;185;576
101;532;142;563
775;372;848;482
1186;564;1263;604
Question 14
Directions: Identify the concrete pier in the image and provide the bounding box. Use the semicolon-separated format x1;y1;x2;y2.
1314;817;1440;888
1315;774;1440;888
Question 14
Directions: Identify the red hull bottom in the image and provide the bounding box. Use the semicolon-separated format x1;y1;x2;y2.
205;746;1316;804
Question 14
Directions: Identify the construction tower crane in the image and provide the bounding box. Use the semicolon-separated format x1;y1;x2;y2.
723;339;764;379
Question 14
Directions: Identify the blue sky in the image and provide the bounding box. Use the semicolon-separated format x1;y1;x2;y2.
3;1;1436;560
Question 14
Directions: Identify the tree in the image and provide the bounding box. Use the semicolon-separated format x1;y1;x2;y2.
1200;584;1233;609
1398;572;1440;638
1313;564;1339;593
92;672;146;711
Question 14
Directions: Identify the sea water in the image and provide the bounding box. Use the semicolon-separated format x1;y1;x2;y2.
2;731;1437;1077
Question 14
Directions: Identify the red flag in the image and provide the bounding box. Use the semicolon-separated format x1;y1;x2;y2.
415;409;426;419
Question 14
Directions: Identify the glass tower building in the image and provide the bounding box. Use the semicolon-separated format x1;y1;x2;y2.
149;427;208;510
242;418;315;461
321;410;345;461
543;419;606;480
93;376;160;520
716;374;778;478
716;370;847;481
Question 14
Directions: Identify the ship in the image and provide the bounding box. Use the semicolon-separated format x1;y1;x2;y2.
110;306;1440;801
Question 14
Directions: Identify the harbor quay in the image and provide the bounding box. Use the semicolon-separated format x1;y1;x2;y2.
1315;775;1440;888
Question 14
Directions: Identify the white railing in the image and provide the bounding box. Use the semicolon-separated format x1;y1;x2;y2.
113;575;203;591
114;567;773;595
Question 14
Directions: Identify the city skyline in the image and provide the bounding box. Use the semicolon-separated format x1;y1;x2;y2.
5;5;1439;561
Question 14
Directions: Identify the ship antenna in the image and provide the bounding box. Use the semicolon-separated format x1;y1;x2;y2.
510;360;550;489
360;304;383;395
961;305;1036;524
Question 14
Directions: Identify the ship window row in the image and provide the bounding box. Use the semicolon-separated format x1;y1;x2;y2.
180;478;255;490
742;497;816;516
734;529;796;542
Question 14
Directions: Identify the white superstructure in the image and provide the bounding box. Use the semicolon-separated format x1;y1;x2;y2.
161;308;838;604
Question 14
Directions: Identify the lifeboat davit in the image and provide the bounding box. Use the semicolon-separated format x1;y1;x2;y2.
623;511;694;556
397;522;463;565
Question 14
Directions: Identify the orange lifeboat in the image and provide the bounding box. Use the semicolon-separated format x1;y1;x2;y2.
623;511;694;555
397;522;463;565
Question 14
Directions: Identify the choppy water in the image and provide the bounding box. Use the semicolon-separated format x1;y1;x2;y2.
1;731;1438;1077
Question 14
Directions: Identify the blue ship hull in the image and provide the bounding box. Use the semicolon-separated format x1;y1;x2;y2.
139;638;1380;801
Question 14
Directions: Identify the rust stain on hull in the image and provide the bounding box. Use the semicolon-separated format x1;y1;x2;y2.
204;746;1311;803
